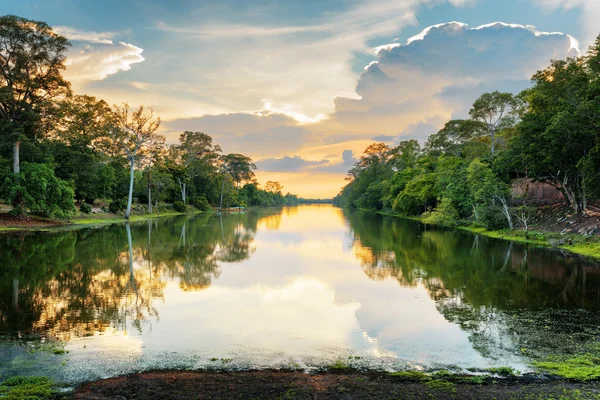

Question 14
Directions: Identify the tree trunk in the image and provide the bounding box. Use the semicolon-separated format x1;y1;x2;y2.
13;141;21;174
220;178;226;210
147;166;152;214
126;223;137;293
126;157;135;219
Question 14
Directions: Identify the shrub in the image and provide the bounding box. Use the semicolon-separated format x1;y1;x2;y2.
80;202;92;214
476;204;508;230
422;197;460;228
1;162;75;219
192;195;211;211
173;201;187;213
109;198;127;213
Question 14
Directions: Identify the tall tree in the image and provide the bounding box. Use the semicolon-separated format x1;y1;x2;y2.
469;92;521;156
106;104;162;219
53;94;113;148
0;15;71;173
220;153;256;187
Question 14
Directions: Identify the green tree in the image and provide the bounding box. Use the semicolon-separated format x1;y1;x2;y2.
220;153;256;187
469;92;521;156
0;15;71;174
105;104;162;219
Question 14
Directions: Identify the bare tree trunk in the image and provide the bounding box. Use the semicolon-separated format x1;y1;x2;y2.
126;223;137;293
147;165;152;214
13;141;20;174
126;157;135;219
220;178;225;210
178;178;186;203
494;195;513;229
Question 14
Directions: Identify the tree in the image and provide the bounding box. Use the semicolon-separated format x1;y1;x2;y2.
106;104;162;219
172;131;222;203
513;42;599;212
265;181;283;194
53;95;113;148
424;120;487;157
0;15;71;174
469;92;521;156
220;153;256;187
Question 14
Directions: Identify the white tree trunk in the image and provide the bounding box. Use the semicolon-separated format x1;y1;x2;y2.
13;141;20;174
126;157;135;219
147;169;152;215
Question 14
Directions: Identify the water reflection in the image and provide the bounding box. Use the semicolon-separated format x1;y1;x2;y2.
1;205;600;383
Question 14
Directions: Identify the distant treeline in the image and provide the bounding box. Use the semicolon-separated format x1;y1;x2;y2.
335;35;600;230
0;15;301;219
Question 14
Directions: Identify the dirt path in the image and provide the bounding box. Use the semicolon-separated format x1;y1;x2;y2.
72;371;600;399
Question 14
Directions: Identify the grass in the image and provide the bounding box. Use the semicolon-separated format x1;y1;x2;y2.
0;376;64;400
0;210;208;232
486;366;519;376
424;379;457;393
378;210;600;259
389;371;431;381
534;354;600;381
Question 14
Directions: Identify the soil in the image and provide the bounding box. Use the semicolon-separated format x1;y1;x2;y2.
0;213;62;229
533;204;600;236
71;371;600;400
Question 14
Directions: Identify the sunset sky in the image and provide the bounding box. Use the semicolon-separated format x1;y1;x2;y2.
5;0;596;197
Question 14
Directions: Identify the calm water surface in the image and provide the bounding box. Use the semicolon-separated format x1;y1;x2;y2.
1;205;600;383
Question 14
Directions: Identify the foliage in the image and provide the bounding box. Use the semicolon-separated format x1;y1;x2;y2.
422;197;460;228
109;198;127;213
0;376;62;400
173;201;187;213
335;35;600;233
2;163;75;219
192;195;211;211
80;202;92;214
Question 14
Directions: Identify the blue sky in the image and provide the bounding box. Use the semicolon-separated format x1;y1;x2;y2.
3;0;596;196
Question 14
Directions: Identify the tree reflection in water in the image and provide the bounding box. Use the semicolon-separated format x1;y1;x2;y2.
345;209;600;360
0;211;272;341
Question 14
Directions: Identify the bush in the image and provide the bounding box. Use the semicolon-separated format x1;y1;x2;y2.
80;202;92;214
192;195;211;211
1;162;75;219
109;198;127;213
173;201;187;213
476;204;508;230
422;197;460;228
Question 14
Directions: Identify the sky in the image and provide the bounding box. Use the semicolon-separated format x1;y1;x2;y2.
3;0;597;197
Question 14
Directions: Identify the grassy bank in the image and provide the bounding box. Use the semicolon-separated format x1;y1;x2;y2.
377;211;600;260
0;210;209;233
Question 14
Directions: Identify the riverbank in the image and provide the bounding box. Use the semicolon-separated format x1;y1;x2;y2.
0;210;208;233
376;210;600;260
64;370;600;399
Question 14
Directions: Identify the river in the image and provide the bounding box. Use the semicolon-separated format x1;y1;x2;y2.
1;205;600;384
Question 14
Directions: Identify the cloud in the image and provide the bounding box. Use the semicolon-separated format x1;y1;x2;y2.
151;0;478;122
329;21;578;139
163;112;313;158
65;42;144;81
372;135;396;142
54;26;117;44
57;26;145;82
256;156;328;172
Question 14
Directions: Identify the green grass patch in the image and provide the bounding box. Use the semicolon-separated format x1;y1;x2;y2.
388;371;431;381
486;366;518;376
534;354;600;381
424;379;457;393
0;376;63;400
327;360;352;371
